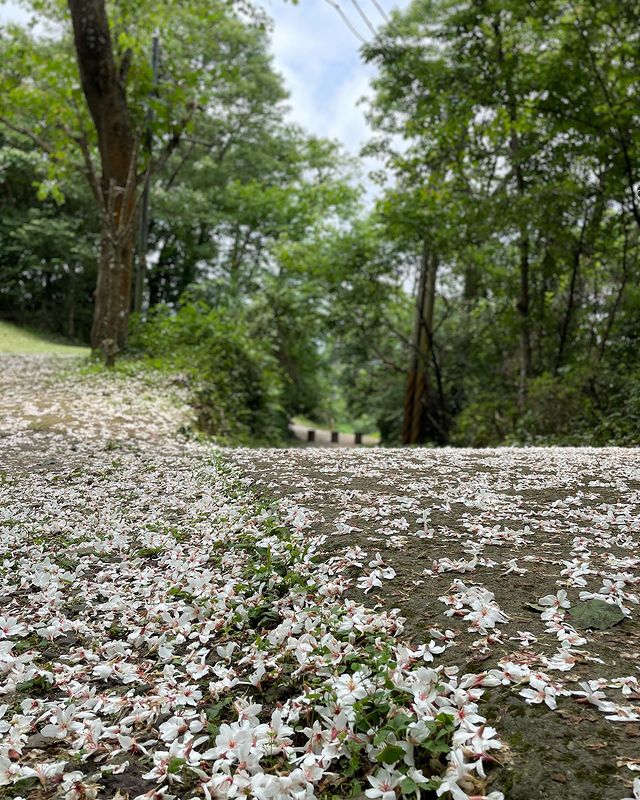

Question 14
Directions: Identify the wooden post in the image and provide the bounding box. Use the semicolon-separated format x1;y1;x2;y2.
331;431;339;443
307;430;315;442
354;432;363;445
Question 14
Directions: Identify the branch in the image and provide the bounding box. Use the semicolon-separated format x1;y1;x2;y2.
570;5;640;229
0;117;54;153
60;120;102;204
164;140;196;190
351;308;406;373
382;313;414;350
182;135;219;148
117;138;142;244
598;223;633;361
76;134;102;204
151;99;198;178
182;134;235;164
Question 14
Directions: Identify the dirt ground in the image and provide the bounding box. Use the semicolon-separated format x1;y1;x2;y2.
2;355;639;799
227;446;640;800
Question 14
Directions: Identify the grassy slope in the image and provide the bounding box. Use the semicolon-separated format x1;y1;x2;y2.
0;320;90;356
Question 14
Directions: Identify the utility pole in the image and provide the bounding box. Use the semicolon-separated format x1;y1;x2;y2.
134;32;159;314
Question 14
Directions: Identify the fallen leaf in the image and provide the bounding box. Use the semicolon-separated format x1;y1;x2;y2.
556;708;595;723
569;599;626;630
471;651;492;663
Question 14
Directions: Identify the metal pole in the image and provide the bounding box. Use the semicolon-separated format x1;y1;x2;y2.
134;33;159;314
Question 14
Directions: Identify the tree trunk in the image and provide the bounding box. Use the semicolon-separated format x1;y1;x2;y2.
555;233;583;375
599;224;631;361
402;247;427;445
556;187;606;372
66;271;76;339
402;243;439;444
494;14;531;409
508;118;531;409
516;226;531;410
463;262;480;303
134;33;159;315
93;226;136;365
68;0;137;362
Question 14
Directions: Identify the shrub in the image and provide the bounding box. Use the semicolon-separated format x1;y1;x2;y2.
129;302;287;445
450;395;515;447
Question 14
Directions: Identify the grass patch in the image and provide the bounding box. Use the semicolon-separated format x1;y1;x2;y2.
0;321;90;356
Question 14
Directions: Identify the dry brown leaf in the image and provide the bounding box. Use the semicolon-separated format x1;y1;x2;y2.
617;757;640;771
556;708;595;723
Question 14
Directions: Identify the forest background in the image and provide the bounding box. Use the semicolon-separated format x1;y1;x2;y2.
1;0;639;447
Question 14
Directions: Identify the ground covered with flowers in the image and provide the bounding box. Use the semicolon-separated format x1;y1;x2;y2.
1;355;639;800
229;446;640;800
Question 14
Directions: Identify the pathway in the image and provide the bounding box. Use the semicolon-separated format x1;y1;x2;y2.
289;420;378;447
1;353;639;800
228;444;640;800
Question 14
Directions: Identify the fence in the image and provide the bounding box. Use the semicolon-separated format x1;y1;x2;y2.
306;429;364;445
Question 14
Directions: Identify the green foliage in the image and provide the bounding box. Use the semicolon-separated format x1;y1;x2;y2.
2;0;640;445
130;302;287;444
343;0;640;447
296;220;413;442
451;365;640;447
0;141;98;340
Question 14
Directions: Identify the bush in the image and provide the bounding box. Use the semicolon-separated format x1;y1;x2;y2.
450;395;515;447
451;368;640;448
514;371;598;445
592;367;640;446
129;302;287;445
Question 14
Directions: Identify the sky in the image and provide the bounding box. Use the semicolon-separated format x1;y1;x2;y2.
0;0;408;188
255;0;398;156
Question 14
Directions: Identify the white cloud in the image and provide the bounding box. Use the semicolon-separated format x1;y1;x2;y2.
256;0;411;200
326;69;372;149
257;0;384;152
0;1;30;25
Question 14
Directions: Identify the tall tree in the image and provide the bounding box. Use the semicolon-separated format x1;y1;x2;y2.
1;0;267;362
359;0;640;443
67;0;138;362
